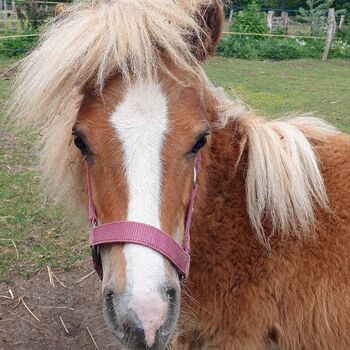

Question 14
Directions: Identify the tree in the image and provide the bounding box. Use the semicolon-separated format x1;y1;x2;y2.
296;0;346;35
231;1;268;36
334;0;350;12
23;0;47;30
256;0;308;9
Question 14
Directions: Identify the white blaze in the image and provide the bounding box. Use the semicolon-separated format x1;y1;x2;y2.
110;80;168;347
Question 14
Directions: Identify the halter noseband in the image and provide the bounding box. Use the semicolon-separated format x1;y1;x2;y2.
86;154;201;280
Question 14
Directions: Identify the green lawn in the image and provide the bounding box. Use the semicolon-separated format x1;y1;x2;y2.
205;57;350;132
0;58;89;282
0;57;349;282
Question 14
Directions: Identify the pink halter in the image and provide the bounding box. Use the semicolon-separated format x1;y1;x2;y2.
86;154;201;280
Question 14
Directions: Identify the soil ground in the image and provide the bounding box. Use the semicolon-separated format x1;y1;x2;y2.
0;261;117;350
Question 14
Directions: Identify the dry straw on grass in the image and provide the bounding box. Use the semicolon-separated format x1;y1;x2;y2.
0;239;19;260
77;270;95;284
59;316;69;334
12;297;41;323
86;326;100;350
47;266;66;288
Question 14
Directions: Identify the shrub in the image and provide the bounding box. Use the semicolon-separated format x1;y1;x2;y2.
217;36;301;60
216;36;259;59
258;39;302;59
303;38;325;58
271;26;286;35
216;34;350;60
0;33;38;58
329;39;350;59
231;2;267;39
24;0;47;30
336;27;350;45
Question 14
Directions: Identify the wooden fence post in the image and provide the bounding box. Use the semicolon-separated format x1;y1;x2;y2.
228;9;233;23
322;8;336;61
267;10;274;31
339;15;345;30
3;0;8;34
281;11;289;34
11;0;16;33
0;0;3;32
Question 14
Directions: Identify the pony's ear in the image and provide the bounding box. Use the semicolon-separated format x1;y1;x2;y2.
193;0;224;61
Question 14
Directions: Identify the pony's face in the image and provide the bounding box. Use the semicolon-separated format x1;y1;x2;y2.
73;76;210;349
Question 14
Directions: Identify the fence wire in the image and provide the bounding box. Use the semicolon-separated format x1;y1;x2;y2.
222;32;326;40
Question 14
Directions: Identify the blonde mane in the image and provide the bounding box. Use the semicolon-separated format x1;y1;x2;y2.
9;0;340;241
10;0;213;128
215;92;339;243
9;0;214;226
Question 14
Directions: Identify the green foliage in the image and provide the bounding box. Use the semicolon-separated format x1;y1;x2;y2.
330;37;350;59
296;0;347;35
257;0;306;9
24;0;47;29
216;34;349;60
216;35;260;59
0;33;38;58
231;2;268;38
334;0;350;12
16;0;48;31
272;26;287;35
259;38;302;58
336;26;350;44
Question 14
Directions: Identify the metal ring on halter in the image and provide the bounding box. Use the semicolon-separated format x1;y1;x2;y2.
192;165;197;188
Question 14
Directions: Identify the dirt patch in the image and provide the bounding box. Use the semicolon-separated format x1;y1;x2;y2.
0;260;117;349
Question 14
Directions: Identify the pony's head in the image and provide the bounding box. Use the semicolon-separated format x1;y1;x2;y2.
75;74;212;348
11;0;223;348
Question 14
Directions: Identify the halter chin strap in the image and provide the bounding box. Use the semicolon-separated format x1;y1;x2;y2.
86;154;201;280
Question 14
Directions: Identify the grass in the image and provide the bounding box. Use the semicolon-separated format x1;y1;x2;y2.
0;58;89;282
205;58;350;132
0;57;349;282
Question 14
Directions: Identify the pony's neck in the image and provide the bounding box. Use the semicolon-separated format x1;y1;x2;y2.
193;105;332;248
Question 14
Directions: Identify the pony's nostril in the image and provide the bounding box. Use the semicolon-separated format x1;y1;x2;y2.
163;286;177;302
104;289;117;326
122;319;134;333
105;290;114;307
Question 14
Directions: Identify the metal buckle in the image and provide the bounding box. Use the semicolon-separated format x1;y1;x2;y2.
91;218;98;228
192;165;197;188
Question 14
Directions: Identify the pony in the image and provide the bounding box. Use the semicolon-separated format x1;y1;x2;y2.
10;0;350;349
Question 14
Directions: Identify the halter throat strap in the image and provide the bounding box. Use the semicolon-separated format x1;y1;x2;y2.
86;154;201;279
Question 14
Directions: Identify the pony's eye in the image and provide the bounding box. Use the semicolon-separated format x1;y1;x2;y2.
190;134;208;154
73;136;89;154
72;129;90;156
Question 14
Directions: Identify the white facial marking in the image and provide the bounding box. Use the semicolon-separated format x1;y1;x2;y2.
110;80;169;346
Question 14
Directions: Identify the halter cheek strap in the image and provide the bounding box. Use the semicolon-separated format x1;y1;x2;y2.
86;154;201;279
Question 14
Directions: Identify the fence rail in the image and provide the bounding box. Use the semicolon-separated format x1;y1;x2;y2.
0;33;39;40
222;32;326;40
0;31;327;43
0;6;344;60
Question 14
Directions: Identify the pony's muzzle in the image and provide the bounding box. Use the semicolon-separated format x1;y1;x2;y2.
103;284;180;349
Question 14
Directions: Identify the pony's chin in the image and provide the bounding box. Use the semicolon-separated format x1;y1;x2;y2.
107;326;173;350
103;300;179;350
